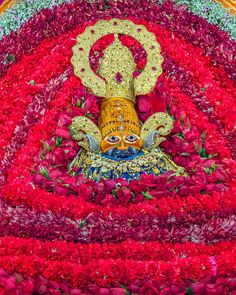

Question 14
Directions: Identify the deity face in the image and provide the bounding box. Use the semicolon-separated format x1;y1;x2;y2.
100;131;143;159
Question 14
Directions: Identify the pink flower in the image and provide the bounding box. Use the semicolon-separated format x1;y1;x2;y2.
178;185;189;196
191;282;205;295
55;127;71;139
116;188;132;205
137;95;152;113
54;184;70;196
230;278;236;291
97;289;110;295
170;284;185;294
70;289;82;295
57;113;72;127
140;281;159;295
103;180;116;193
101;194;116;206
205;284;225;295
78;184;93;200
159;287;171;295
110;288;127;295
49;169;63;179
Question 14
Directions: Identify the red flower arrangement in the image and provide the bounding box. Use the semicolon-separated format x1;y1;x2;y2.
0;1;236;293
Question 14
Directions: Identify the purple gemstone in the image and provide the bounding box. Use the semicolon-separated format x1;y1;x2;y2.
115;72;123;83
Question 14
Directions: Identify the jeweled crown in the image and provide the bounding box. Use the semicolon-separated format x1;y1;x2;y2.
96;35;141;137
98;97;141;138
98;34;136;102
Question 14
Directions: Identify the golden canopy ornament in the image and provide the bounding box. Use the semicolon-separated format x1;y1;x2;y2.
71;18;163;99
69;18;186;180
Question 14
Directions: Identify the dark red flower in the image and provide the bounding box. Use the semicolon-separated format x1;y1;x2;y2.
78;184;93;200
140;281;159;295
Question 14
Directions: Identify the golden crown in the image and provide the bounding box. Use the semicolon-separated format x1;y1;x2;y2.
98;34;136;102
98;97;141;138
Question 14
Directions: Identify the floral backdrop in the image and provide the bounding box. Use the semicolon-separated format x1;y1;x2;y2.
0;0;235;294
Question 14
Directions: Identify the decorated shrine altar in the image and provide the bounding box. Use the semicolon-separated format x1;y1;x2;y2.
0;0;236;294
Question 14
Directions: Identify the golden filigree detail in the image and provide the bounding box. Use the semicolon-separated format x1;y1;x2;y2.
98;34;136;101
69;116;102;151
70;147;187;181
71;18;163;98
141;112;174;147
98;97;141;138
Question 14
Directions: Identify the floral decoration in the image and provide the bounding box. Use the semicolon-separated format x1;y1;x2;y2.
0;0;235;294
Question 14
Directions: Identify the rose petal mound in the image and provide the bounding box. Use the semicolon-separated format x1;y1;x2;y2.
0;0;236;294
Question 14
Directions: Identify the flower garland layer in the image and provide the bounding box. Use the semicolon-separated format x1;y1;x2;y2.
0;0;236;80
215;0;236;13
0;0;235;40
0;267;235;294
174;0;236;37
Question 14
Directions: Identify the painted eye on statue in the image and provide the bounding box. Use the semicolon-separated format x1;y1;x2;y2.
106;135;120;144
125;134;139;143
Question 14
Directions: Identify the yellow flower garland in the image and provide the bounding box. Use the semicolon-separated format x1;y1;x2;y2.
0;0;17;14
215;0;236;14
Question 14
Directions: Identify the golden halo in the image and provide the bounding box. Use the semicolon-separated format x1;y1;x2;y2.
71;18;163;97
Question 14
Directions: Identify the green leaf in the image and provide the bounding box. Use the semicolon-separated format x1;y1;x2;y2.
15;274;23;284
199;148;209;158
76;99;81;107
103;0;110;10
204;162;217;174
181;152;189;157
41;140;52;152
85;112;94;119
119;283;131;295
131;191;135;203
112;189;117;198
166;105;171;114
200;132;207;144
29;80;35;85
81;96;86;108
40;150;46;160
186;287;194;295
7;53;15;62
179;114;185;124
200;86;208;92
142;191;153;200
211;163;217;171
40;166;50;179
79;220;87;228
175;132;185;139
55;136;63;147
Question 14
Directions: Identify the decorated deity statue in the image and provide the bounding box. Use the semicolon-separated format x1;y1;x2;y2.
69;19;186;181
